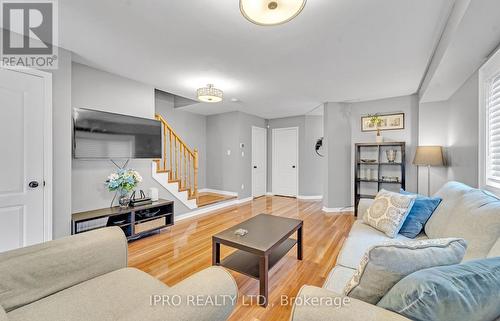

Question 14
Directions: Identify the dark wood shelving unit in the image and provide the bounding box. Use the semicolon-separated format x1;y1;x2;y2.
354;142;406;216
72;199;174;241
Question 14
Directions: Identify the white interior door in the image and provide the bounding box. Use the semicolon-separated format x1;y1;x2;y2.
272;127;298;197
252;126;267;198
0;68;49;252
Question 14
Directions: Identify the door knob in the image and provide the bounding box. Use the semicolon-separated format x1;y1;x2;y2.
253;166;257;169
292;165;296;168
28;181;39;188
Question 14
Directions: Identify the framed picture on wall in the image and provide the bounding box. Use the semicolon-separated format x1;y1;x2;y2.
361;113;405;132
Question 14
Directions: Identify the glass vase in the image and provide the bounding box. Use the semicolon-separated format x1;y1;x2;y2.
118;190;130;208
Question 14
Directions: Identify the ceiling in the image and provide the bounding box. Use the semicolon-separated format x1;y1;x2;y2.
59;0;454;119
420;0;500;103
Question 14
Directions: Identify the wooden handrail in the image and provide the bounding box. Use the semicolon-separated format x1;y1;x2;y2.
155;114;195;157
155;114;198;200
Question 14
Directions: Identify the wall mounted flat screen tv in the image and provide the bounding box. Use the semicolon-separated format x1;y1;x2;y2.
73;108;162;159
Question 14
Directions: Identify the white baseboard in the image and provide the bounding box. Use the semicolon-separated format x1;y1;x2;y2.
198;188;238;197
266;192;274;196
322;206;354;213
176;199;239;222
237;197;253;204
175;196;254;222
297;195;323;200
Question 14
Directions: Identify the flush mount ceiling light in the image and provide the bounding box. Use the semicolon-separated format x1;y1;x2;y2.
240;0;306;26
196;84;223;103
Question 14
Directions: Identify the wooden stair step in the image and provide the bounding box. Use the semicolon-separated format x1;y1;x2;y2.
156;169;170;173
168;179;181;184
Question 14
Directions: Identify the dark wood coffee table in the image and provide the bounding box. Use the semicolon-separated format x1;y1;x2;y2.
212;214;303;307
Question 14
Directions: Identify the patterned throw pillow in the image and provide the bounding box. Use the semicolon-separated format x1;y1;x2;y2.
363;189;417;238
343;238;467;304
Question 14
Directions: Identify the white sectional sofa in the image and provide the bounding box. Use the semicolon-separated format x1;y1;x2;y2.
0;227;238;321
291;181;500;321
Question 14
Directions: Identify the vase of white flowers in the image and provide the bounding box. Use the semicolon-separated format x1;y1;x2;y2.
105;169;142;208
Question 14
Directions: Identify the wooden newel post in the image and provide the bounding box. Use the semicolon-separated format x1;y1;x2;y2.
194;148;199;199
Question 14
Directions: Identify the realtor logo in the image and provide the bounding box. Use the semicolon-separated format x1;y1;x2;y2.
1;0;58;69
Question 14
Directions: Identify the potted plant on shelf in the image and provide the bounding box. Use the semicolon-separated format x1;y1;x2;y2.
105;169;142;208
369;114;384;143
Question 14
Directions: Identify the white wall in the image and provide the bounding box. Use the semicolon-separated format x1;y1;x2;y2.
71;63;190;215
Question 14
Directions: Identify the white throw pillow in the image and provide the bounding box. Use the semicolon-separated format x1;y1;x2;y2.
363;189;416;238
343;238;467;304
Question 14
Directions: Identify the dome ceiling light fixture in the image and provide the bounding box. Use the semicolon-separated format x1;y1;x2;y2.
196;84;223;103
240;0;306;26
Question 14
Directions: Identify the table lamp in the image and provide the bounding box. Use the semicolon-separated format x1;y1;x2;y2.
413;146;445;196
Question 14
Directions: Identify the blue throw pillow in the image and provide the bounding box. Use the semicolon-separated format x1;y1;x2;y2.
377;257;500;321
399;190;441;238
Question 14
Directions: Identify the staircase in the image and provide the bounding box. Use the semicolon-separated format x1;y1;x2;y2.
152;114;237;210
152;114;199;209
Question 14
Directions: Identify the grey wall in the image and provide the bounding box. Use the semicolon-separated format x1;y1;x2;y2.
48;48;73;238
303;115;324;196
349;95;420;196
447;72;479;187
418;101;450;195
418;71;479;193
239;112;267;198
155;90;207;189
323;103;352;208
206;112;240;193
206;111;265;199
71;63;190;216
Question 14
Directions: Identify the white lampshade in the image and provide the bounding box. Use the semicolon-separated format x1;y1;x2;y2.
240;0;306;26
413;146;445;166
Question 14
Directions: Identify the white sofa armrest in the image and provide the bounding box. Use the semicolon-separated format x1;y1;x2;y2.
290;286;410;321
119;267;238;321
0;227;127;312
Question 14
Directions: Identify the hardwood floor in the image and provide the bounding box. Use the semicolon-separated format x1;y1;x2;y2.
197;191;238;207
128;196;355;321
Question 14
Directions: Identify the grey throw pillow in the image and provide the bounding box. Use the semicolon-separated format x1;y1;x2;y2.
343;238;467;304
378;257;500;321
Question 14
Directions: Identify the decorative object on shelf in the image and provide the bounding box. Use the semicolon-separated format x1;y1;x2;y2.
234;228;249;237
361;113;405;135
105;169;143;208
381;176;400;183
413;146;445;196
386;149;398;163
129;190;152;207
149;187;159;201
240;0;306;26
361;159;377;163
197;84;223;103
